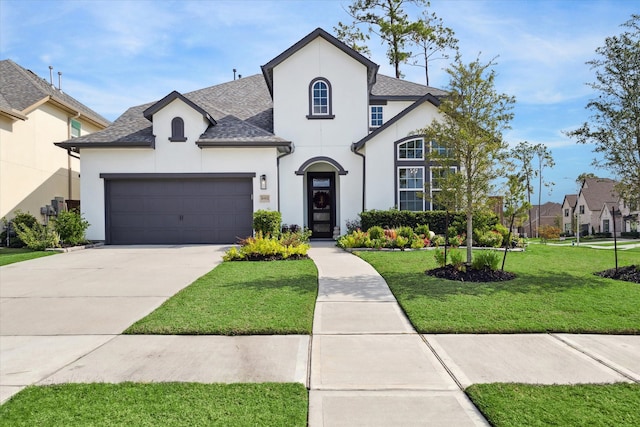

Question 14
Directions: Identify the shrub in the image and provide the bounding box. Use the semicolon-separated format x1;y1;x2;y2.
253;210;281;237
345;218;361;234
54;210;90;246
415;224;430;236
367;226;384;240
1;210;38;248
433;235;446;247
434;249;447;267
449;249;465;271
394;235;409;250
621;231;639;238
472;250;501;270
15;222;60;250
224;231;310;261
538;225;561;243
411;238;425;249
475;230;503;248
448;234;465;248
337;230;371;249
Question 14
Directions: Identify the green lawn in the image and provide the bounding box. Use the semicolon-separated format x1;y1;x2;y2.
0;248;56;266
125;259;318;335
0;383;308;426
356;245;640;333
466;383;640;427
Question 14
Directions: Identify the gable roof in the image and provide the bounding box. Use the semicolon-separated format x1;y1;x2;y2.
0;59;109;127
371;74;447;100
562;194;578;209
580;177;619;211
143;90;216;125
352;93;441;150
261;27;379;97
56;74;289;150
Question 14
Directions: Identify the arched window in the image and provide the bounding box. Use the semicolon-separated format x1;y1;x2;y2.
307;78;334;119
169;117;187;142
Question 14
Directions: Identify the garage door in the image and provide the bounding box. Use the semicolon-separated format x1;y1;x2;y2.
105;176;253;244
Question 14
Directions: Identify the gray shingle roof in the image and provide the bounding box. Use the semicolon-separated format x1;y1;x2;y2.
0;59;110;126
56;69;444;150
371;74;447;99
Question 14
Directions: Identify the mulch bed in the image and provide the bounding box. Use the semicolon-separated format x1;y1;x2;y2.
425;265;516;282
595;265;640;284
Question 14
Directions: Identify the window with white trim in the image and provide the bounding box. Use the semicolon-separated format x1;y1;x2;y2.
398;167;424;211
308;78;334;118
397;138;424;160
370;106;383;127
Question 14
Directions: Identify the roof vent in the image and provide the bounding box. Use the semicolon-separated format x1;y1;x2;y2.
58;71;63;93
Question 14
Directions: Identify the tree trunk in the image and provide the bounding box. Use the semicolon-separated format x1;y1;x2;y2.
466;209;473;265
502;213;515;271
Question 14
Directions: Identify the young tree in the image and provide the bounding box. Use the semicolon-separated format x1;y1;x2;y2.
534;143;555;238
408;9;458;86
421;54;516;264
509;141;536;238
335;0;430;78
502;174;530;270
567;14;640;204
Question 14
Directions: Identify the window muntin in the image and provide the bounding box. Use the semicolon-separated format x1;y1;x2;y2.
370;106;383;127
313;81;328;114
430;140;453;157
603;219;610;233
398;167;424;211
308;78;334;118
397;139;424;160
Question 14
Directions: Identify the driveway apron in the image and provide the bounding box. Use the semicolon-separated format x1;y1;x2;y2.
0;245;226;402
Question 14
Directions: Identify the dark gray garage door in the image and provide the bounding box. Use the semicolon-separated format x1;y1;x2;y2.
105;177;253;244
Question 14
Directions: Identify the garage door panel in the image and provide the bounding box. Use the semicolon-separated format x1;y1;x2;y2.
106;178;253;244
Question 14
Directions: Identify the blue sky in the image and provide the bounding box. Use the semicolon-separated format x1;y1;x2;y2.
1;0;636;204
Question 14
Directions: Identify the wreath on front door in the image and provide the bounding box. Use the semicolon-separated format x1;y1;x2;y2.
313;191;330;209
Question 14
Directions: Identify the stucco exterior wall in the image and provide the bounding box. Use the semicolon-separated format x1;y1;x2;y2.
80;99;279;241
0;102;100;220
362;102;441;211
272;37;369;232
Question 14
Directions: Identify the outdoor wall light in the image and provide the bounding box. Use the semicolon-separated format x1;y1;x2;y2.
260;174;267;190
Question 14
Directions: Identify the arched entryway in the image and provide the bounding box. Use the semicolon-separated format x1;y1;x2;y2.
295;157;348;238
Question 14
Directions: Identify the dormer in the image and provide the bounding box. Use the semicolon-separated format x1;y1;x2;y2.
142;91;216;145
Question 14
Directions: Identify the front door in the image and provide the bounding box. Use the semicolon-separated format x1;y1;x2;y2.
308;172;336;238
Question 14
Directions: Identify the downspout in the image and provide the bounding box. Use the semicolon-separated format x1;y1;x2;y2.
351;143;365;213
276;143;295;212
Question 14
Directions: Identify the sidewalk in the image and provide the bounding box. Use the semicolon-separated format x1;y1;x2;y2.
308;243;488;426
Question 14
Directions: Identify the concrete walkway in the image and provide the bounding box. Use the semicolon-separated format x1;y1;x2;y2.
1;243;639;425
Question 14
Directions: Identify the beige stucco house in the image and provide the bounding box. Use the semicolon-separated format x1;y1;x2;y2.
1;59;109;221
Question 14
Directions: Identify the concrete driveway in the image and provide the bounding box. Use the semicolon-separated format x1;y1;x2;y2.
0;245;227;402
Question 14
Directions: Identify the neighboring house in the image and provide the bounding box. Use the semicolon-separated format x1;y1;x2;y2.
520;202;561;238
55;28;449;244
0;59;109;221
572;177;629;236
561;194;577;234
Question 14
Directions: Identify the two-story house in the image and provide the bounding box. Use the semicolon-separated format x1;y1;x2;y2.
55;28;447;244
562;177;630;236
1;59;109;221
